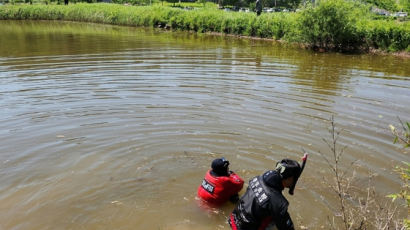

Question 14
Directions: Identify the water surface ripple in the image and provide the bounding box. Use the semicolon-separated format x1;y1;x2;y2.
0;20;409;230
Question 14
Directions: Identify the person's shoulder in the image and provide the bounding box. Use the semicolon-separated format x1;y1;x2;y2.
205;170;219;181
228;172;244;184
269;191;289;210
209;174;232;186
229;171;243;178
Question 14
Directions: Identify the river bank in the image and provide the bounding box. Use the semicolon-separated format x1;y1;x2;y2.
0;2;409;54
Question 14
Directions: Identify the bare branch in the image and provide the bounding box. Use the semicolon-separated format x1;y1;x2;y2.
318;150;336;173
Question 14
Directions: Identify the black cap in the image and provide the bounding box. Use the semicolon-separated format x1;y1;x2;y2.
211;157;230;176
275;159;301;195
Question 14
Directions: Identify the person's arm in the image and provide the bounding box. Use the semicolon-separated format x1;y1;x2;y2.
228;171;244;191
226;171;244;202
274;210;294;230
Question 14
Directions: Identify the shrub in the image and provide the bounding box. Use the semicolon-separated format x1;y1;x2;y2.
360;20;410;52
298;0;368;52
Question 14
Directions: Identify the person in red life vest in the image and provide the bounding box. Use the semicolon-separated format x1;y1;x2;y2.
228;156;307;230
197;157;244;206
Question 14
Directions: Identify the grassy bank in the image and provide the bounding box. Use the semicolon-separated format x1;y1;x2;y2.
0;1;409;53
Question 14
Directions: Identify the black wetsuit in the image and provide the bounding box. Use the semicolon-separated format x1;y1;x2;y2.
229;170;294;230
255;0;262;16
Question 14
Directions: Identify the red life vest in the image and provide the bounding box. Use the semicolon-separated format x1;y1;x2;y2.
197;170;244;205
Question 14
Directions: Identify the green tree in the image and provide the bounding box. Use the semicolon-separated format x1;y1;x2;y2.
298;0;368;52
398;0;410;12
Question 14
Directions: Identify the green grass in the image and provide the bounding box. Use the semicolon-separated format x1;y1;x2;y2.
153;1;218;8
0;1;409;52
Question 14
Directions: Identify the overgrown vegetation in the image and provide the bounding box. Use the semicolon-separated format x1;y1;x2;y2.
363;0;409;13
388;118;410;229
299;0;410;52
387;162;410;229
298;0;369;52
0;1;409;52
3;0;409;13
319;117;407;229
389;118;410;148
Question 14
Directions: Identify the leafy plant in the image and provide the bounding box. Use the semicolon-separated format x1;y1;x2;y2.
363;0;399;12
389;118;410;148
388;118;409;229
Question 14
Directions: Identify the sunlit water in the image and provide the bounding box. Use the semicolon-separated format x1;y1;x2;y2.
0;20;409;230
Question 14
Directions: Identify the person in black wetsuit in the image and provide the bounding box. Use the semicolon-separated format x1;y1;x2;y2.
228;159;303;230
255;0;262;16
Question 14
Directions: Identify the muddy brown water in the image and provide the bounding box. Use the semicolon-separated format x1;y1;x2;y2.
0;20;409;230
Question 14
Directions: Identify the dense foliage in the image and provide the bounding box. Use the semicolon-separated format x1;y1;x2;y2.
0;1;409;52
389;120;410;228
298;0;365;51
364;0;409;13
3;0;409;12
298;0;410;52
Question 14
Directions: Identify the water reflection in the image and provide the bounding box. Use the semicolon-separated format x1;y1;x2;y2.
288;54;350;108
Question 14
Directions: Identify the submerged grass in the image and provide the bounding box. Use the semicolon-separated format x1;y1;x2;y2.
0;2;409;53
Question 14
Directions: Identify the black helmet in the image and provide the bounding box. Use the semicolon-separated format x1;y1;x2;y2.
211;157;230;176
275;159;301;195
